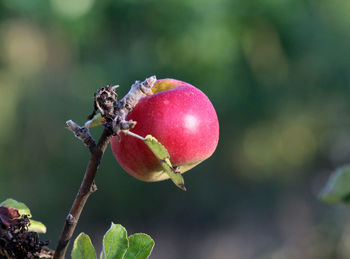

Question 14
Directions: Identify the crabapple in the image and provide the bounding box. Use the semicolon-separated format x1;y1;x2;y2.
111;78;219;182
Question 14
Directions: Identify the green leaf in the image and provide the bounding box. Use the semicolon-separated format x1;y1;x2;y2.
124;233;154;259
144;135;186;191
0;199;31;218
28;220;47;234
86;113;104;128
144;135;170;159
320;165;350;204
101;223;129;259
72;233;97;259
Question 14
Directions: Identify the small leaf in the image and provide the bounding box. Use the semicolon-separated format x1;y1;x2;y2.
86;113;104;128
0;199;31;218
101;223;129;259
72;233;97;259
124;233;154;259
320;165;350;204
144;135;186;191
144;135;170;159
28;219;47;234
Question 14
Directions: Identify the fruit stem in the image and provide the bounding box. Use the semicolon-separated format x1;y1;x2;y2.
122;130;145;141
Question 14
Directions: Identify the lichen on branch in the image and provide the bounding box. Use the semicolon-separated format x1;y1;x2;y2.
113;76;156;135
65;76;156;152
66;120;96;152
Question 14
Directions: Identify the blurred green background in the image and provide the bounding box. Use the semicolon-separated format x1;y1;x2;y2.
1;0;350;258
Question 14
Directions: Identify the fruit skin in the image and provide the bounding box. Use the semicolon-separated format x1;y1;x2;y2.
111;78;219;182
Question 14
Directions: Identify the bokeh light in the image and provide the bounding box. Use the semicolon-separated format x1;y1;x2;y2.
51;0;95;18
2;21;48;75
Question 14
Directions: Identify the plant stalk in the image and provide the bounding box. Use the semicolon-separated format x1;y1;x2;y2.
53;128;112;259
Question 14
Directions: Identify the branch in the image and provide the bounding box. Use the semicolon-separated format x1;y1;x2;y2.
53;128;112;259
113;76;156;134
66;120;96;152
53;76;157;259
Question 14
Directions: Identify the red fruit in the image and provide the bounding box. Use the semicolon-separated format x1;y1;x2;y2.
111;79;219;182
